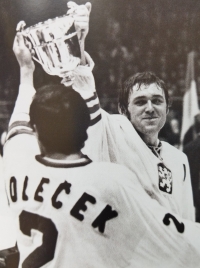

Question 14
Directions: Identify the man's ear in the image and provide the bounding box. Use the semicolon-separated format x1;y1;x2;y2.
32;124;36;132
118;104;123;115
32;124;39;140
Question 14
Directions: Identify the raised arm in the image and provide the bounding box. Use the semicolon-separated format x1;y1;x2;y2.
67;2;102;127
14;22;35;86
66;2;120;162
7;25;35;140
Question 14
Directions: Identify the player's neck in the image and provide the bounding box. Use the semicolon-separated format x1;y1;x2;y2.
140;133;158;146
43;151;85;161
38;140;85;160
144;137;158;147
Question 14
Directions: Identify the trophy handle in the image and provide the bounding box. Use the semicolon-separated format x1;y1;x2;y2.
31;54;54;76
32;56;43;66
20;31;45;68
32;55;52;75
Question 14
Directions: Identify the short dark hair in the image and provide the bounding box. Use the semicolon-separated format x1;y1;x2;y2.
118;72;169;119
30;85;90;154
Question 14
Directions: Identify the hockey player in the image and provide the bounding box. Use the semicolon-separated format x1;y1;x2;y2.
4;9;200;268
66;1;194;222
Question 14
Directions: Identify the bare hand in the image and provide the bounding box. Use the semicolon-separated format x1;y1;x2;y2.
67;1;92;42
13;21;35;71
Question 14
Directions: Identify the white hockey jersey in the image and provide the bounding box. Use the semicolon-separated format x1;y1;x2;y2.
4;116;200;268
3;66;199;267
71;53;194;221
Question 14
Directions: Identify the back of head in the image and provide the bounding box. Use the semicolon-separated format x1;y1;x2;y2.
30;85;90;155
118;72;169;119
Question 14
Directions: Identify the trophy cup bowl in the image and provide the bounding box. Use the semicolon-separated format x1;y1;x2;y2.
21;15;81;86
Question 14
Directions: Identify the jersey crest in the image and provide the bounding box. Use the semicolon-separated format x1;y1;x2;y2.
158;163;172;194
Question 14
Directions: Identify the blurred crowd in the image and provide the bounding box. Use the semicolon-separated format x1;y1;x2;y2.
92;1;200;98
89;0;200;145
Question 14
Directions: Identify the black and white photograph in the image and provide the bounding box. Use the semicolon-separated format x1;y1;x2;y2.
0;0;200;267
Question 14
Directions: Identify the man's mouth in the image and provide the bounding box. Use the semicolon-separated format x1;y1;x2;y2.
143;117;158;120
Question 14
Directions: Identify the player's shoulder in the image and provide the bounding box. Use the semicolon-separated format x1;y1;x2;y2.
85;161;140;204
4;133;39;159
161;141;187;160
88;161;135;185
112;114;132;127
101;110;137;139
89;161;133;175
102;109;131;126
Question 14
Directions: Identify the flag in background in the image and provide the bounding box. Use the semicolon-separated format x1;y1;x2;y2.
180;51;199;148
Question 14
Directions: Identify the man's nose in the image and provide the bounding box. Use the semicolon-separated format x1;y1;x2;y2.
145;100;154;113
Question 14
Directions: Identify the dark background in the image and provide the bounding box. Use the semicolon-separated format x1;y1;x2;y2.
0;0;200;144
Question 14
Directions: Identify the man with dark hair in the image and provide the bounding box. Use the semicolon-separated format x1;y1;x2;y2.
30;85;90;156
118;72;169;147
78;58;194;221
118;72;169;119
4;18;200;268
65;2;194;222
4;24;200;268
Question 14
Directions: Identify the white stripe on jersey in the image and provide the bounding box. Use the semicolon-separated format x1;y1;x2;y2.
86;96;99;108
90;108;101;121
7;126;33;141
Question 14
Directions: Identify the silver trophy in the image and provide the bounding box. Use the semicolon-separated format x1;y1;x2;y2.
21;15;81;86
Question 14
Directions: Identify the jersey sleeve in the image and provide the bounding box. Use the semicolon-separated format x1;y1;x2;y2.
72;52;101;126
72;52;135;163
71;52;105;161
3;83;38;175
6;83;36;142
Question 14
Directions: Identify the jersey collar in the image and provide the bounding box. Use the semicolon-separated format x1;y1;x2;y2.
35;154;92;168
147;140;163;161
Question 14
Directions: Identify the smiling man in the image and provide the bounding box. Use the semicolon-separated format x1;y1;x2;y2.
5;35;200;267
117;72;191;198
119;72;168;146
64;2;195;221
77;64;194;221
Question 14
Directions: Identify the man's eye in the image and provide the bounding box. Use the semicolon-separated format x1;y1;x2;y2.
135;100;146;106
152;99;163;105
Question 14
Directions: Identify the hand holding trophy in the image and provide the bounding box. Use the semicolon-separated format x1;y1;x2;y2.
17;1;91;87
67;1;92;43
